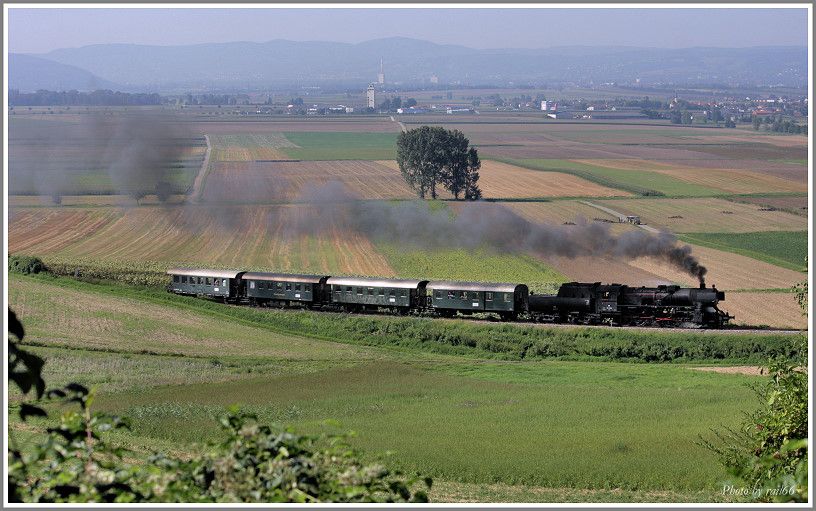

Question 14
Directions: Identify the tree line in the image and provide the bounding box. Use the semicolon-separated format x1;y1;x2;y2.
9;89;162;106
396;126;482;200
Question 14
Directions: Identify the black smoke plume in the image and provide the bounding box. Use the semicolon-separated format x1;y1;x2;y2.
293;181;708;284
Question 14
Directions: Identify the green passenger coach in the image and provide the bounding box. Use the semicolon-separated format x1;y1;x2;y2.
166;268;245;300
241;272;329;307
426;281;529;320
326;276;428;312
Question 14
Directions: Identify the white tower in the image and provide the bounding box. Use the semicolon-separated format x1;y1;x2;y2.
377;59;384;85
366;84;376;109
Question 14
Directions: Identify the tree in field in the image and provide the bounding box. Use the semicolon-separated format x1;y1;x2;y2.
396;127;482;200
463;147;482;200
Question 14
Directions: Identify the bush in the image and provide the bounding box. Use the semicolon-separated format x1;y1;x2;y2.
8;255;47;275
701;337;808;502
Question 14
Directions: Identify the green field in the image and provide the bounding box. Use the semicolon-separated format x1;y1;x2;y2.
678;231;808;272
499;158;720;197
376;242;567;293
282;132;398;160
9;273;783;502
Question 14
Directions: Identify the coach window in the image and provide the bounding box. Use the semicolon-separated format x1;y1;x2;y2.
277;282;283;289
347;286;352;293
250;281;255;289
400;289;407;297
447;291;455;299
294;284;301;291
197;277;203;284
335;287;341;295
206;277;212;285
486;292;493;300
286;283;292;291
389;289;396;296
181;276;187;283
357;287;363;295
378;288;385;296
460;291;467;299
368;288;374;296
505;293;512;302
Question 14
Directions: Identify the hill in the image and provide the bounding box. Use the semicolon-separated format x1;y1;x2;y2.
30;38;808;90
8;53;121;92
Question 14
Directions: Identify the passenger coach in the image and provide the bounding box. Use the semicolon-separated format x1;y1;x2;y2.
426;281;529;320
241;272;329;307
326;276;428;312
166;268;245;301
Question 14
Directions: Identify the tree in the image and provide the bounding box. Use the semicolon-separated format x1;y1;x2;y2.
404;98;417;108
463;147;482;200
396;127;482;201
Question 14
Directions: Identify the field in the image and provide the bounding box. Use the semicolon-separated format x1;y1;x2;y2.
202;160;415;202
501;158;722;197
7;107;809;502
676;231;808;272
378;159;628;199
8;205;395;277
595;197;808;233
10;273;801;502
280;132;399;160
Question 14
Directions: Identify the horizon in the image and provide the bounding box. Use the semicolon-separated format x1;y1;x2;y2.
8;7;809;54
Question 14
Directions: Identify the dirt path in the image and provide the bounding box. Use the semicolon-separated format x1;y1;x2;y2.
390;115;407;133
580;200;661;233
190;134;212;202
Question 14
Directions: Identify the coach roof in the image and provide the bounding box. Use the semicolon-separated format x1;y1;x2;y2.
326;276;426;289
426;281;526;293
167;268;244;279
242;272;327;284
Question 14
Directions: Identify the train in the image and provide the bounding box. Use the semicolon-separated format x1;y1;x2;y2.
166;268;732;328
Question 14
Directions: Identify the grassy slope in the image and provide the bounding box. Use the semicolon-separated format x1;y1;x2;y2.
677;231;808;272
282;132;398;160
496;158;719;197
9;273;768;501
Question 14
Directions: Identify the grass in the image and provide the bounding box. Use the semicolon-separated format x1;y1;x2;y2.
375;242;567;294
677;231;808;272
496;158;720;197
8;273;794;501
281;132;398;160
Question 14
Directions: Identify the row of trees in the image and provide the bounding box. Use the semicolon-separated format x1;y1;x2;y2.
753;116;807;134
9;89;162;106
396;127;482;200
378;97;417;111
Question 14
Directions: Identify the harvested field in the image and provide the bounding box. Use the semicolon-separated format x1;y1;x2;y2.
8;208;120;254
202;160;415;202
728;195;809;216
576;159;806;194
537;255;676;288
595;198;807;233
722;292;808;330
185;119;399;135
378;160;628;199
8;194;189;208
508;201;619;225
208;133;296;161
8;205;395;277
628;244;806;291
691;367;765;376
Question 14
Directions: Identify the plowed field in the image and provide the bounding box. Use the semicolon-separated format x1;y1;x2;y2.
723;292;808;329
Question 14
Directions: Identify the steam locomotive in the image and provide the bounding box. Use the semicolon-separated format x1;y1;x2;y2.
166;268;732;329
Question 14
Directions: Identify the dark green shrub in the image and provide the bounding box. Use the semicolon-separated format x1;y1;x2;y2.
8;255;47;275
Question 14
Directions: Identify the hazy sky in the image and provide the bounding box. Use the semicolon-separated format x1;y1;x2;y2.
8;7;809;54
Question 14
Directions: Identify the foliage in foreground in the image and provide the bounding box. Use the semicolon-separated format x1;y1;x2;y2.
702;337;808;503
7;308;430;503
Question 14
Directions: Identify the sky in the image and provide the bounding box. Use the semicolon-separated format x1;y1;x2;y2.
8;7;809;54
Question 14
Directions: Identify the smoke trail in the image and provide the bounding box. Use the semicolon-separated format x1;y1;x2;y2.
9;111;193;202
293;181;708;283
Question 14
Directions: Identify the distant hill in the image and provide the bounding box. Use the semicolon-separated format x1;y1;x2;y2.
26;38;808;90
9;53;121;92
